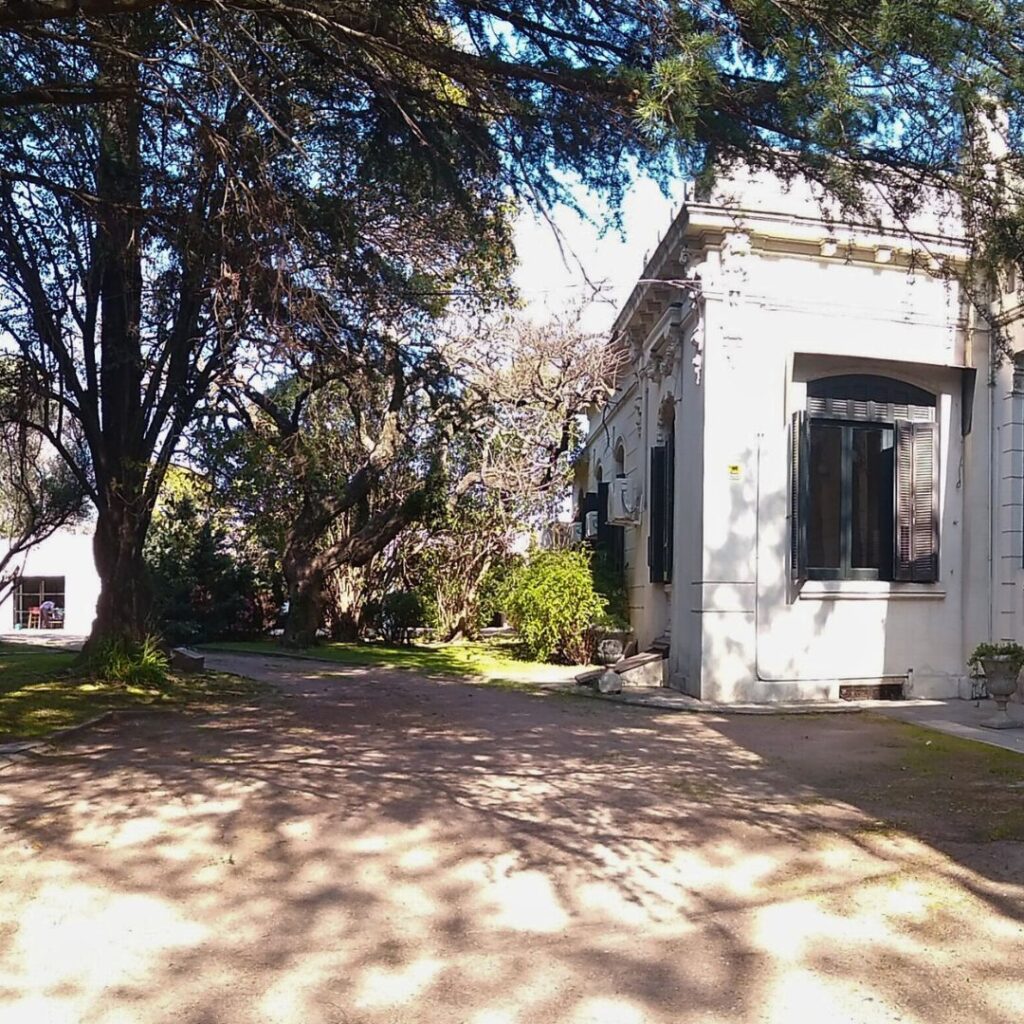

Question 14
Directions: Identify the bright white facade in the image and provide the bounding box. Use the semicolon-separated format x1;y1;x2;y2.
0;527;99;638
577;169;1024;703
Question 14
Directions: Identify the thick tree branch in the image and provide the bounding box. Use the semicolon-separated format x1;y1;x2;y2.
0;82;134;107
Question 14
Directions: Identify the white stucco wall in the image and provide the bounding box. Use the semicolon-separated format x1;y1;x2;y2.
578;378;667;646
0;528;99;637
578;169;1015;703
695;244;975;700
579;301;705;657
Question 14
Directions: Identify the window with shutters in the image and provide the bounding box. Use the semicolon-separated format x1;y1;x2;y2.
791;375;938;583
649;409;675;583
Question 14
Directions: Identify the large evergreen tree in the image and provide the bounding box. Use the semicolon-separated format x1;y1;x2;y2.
1;1;1022;647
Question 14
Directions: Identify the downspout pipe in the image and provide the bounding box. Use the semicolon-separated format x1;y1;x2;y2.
988;371;996;642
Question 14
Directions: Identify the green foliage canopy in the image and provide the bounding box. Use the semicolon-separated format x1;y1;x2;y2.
4;0;1024;647
504;548;606;664
145;488;268;644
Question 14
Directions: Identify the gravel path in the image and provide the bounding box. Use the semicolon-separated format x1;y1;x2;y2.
0;652;1021;1024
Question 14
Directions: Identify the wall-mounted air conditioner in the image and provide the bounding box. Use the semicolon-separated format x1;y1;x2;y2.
607;477;640;525
584;510;599;539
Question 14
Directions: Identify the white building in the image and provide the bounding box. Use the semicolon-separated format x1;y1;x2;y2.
0;527;99;638
576;169;1022;703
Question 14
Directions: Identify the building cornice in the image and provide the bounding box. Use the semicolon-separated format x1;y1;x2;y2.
610;188;971;347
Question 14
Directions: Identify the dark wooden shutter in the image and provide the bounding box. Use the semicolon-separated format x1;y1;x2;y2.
790;411;808;584
597;481;611;550
649;445;667;582
596;480;626;572
894;419;939;582
665;427;675;583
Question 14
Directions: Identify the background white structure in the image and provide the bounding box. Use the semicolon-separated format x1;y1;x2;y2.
0;527;99;638
577;169;1015;703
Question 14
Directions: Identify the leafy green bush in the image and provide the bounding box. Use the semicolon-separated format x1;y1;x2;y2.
87;635;169;687
504;549;606;664
380;590;426;645
590;548;629;628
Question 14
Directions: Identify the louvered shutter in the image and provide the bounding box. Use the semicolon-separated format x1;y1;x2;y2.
790;411;808;584
597;481;610;551
665;429;675;583
894;419;939;582
649;445;667;582
613;523;625;574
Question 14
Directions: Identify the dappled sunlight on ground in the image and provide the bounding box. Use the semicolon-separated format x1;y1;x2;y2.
0;655;1022;1023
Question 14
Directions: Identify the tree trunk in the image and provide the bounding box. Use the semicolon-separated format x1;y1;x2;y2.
330;610;361;642
85;39;148;653
442;611;482;643
325;564;364;641
436;555;489;642
282;546;324;648
89;494;152;648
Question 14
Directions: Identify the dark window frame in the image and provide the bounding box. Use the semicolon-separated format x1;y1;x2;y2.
596;480;626;575
648;422;675;584
649;446;668;582
806;419;894;581
792;375;939;586
13;576;66;629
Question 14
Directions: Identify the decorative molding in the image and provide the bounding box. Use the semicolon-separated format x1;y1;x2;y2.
655;394;676;442
644;350;664;384
662;336;678;381
691;299;706;386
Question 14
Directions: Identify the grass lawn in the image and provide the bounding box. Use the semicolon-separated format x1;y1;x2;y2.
0;647;265;742
0;648;79;690
892;720;1024;841
716;712;1024;843
0;641;56;653
204;635;575;683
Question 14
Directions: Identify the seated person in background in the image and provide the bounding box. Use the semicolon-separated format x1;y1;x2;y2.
39;600;55;628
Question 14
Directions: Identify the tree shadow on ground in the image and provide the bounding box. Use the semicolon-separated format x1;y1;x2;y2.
1;663;1022;1024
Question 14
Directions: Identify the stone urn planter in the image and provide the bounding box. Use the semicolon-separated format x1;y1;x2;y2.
590;627;636;666
595;638;624;665
970;644;1024;730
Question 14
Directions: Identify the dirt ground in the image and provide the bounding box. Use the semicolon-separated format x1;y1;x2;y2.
1;653;1023;1024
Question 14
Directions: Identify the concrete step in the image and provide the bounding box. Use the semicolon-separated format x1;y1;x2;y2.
575;650;668;689
648;636;671;659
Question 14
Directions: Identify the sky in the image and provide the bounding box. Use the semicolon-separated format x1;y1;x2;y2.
510;172;688;525
512;174;687;334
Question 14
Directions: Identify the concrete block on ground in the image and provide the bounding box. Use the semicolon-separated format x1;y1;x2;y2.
617;653;668;689
597;670;623;694
171;647;205;673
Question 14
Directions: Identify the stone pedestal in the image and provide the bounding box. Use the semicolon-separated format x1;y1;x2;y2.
980;656;1022;730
